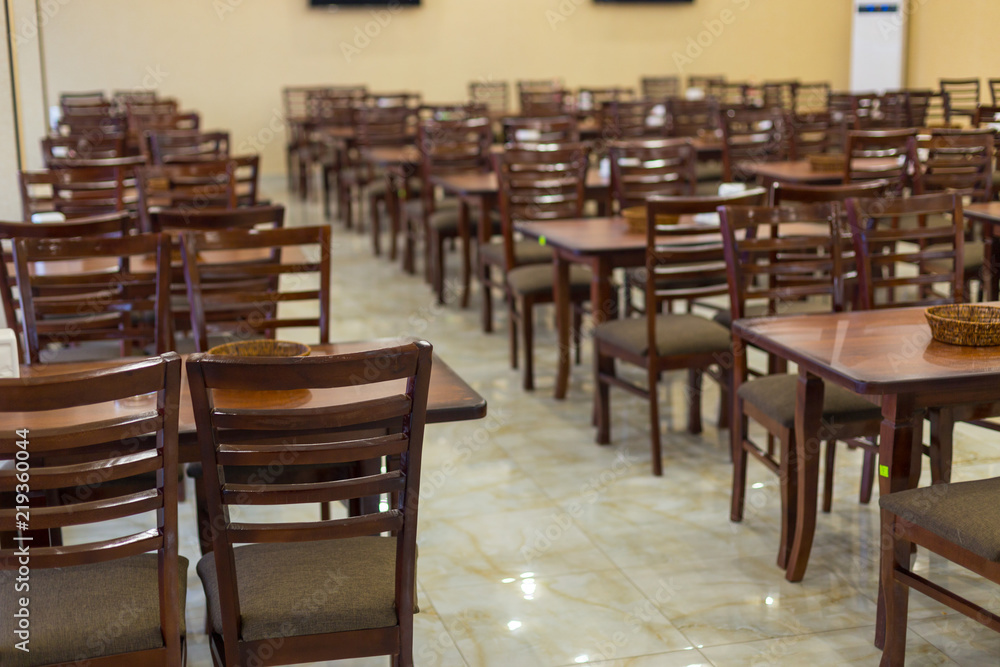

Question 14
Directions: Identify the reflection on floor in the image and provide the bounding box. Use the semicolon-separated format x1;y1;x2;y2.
67;178;1000;666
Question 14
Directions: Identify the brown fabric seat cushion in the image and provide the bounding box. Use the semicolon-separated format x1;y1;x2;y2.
506;264;592;296
197;537;398;642
403;196;460;219
713;299;833;329
594;313;731;357
738;373;881;429
880;476;1000;562
0;554;188;667
479;240;553;267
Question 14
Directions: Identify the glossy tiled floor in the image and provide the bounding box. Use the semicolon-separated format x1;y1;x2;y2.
70;178;1000;665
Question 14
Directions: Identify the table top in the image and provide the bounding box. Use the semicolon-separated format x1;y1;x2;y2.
744;158;901;184
732;306;1000;396
964;202;1000;224
432;169;608;196
6;340;487;461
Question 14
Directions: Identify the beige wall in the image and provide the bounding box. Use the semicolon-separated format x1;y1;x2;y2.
38;0;852;174
907;0;1000;95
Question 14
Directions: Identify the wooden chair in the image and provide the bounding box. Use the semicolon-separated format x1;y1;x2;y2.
599;100;667;140
44;155;147;218
501;115;579;144
762;80;799;112
665;97;719;138
720;202;883;568
720;107;788;182
769;179;894;206
180;224;331;353
149;204;285;234
294;86;365;199
187;340;432;667
640;76;680;100
469;80;509;114
578;87;634;114
593;194;735;475
41;133;126;163
848;192;966;487
146;130;230;164
495;143;592;391
844;129;922;196
795;82;831;115
519;89;569;116
409;116;494;306
0;353;185;667
0;212;133;363
940;78;981;125
13;232;173;364
517;78;563;94
113;89;159;107
687;75;725;96
878;476;1000;665
786;111;833;160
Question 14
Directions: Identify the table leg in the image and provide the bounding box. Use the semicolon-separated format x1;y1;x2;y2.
984;223;998;301
554;253;572;400
458;199;472;308
588;259;615;413
386;173;402;267
785;370;824;583
479;194;495;333
874;393;921;649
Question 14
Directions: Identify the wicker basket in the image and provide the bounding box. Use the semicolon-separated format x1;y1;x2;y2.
924;305;1000;347
622;206;680;234
808;153;846;173
207;340;311;357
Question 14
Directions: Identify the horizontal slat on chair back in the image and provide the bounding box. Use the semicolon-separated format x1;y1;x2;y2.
501;116;579;144
847;192;965;309
719;203;844;320
922;129;995;202
666;98;719;137
609;138;696;211
418;117;493;179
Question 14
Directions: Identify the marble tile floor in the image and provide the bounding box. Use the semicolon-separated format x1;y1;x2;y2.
62;178;1000;666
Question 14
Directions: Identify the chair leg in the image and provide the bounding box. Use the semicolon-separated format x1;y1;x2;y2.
928;408;954;484
371;196;382;256
460;235;472;309
572;306;582;365
434;233;447;305
730;409;748;521
595;346;613;445
686;368;703;435
822;440;836;513
859;448;877;504
522;297;535;391
878;515;910;663
648;369;663;476
194;476;213;556
777;430;797;570
481;262;494;333
507;294;518;370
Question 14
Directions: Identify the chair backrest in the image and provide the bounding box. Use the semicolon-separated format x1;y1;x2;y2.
517;78;563;94
719;202;846;321
578;87;634;110
417;117;493;215
714;82;755;107
974;104;1000;127
495;143;590;271
45;155;147;218
687;75;725;96
0;212;133;362
599;100;667;140
846;192;965;309
14;232;172;364
608;138;696;213
844;128;921;195
181;225;331;352
303;86;366;122
770;179;893;206
720;107;788;182
666;97;719;137
186;340;431;665
417;103;488;122
146;130;231;164
501;115;579;144
112;89;159;107
762;80;799;112
0;353;183;663
286;85;365;119
640;76;680;100
793;82;830;115
469;80;509;113
354;105;416;147
940;78;981;123
921;128;995;202
149;203;285;234
42;133;126;163
519;89;569;116
786;111;832;159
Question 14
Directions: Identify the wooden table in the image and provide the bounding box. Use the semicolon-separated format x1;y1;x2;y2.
732;307;1000;584
7;339;487;463
963;202;1000;300
433;170;610;332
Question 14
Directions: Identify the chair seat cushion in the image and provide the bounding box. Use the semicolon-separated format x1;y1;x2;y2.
713;299;833;329
198;537;398;642
479;240;553;267
593;313;731;357
506;264;591;296
738;373;882;429
0;554;188;667
403;196;460;219
880;476;1000;562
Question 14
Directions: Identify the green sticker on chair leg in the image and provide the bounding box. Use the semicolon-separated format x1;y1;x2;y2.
879;464;888;478
539;236;547;246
